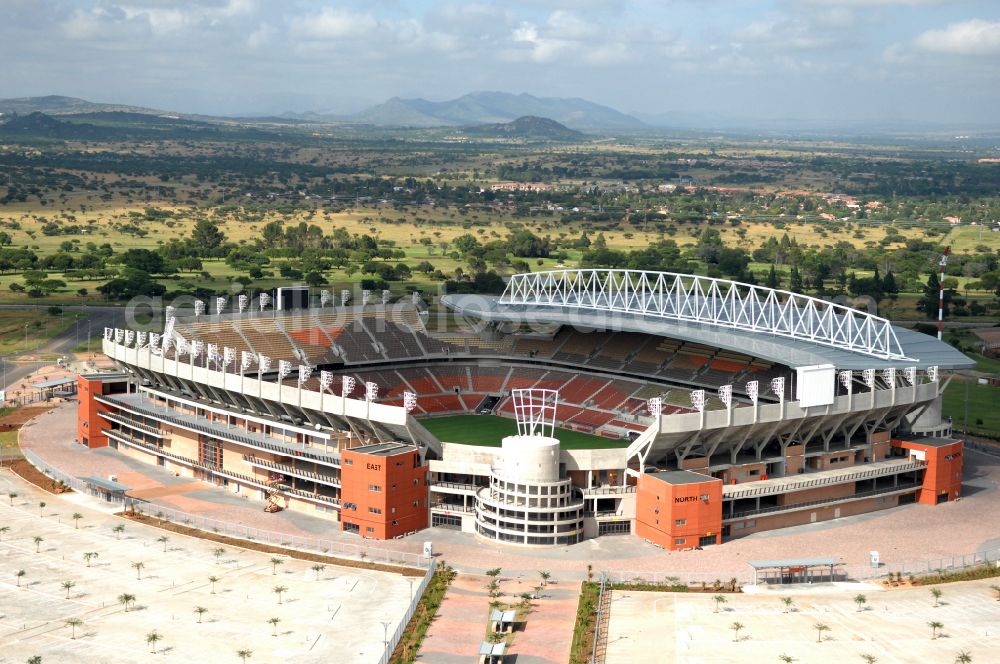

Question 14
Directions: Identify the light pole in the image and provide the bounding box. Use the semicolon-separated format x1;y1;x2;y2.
408;578;415;602
380;620;391;650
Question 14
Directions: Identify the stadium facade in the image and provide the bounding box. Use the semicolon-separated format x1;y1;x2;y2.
78;270;972;549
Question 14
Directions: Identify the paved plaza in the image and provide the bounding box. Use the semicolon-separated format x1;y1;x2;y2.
605;580;1000;664
0;470;412;664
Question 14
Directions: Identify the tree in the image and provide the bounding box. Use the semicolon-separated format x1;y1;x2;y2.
118;593;136;612
15;569;26;587
38;501;46;517
539;571;551;587
814;622;829;643
33;536;43;553
273;585;288;605
929;620;943;639
781;596;794;613
213;548;226;564
861;655;878;663
113;524;125;540
27;656;42;664
713;595;727;613
157;536;169;552
311;564;326;581
194;606;208;624
208;575;220;594
779;656;795;663
146;630;162;654
83;552;98;567
955;651;972;664
132;561;145;580
237;649;253;663
121;248;166;274
304;271;327;287
7;491;17;506
268;617;281;636
62;580;76;598
931;587;943;607
766;265;780;289
730;621;744;642
789;266;804;293
72;513;83;529
65;617;83;639
854;593;867;612
270;557;284;575
191;220;225;253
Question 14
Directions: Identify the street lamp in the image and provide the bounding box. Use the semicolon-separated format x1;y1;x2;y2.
380;620;391;649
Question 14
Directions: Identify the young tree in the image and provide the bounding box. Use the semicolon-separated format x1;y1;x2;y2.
713;595;727;613
273;585;288;605
113;524;125;540
730;621;744;642
929;620;943;639
208;575;220;594
931;588;943;607
954;651;972;664
15;569;26;587
65;617;83;639
781;597;794;613
778;655;795;663
156;536;169;552
146;630;162;654
268;617;281;636
83;552;99;567
7;491;17;506
861;654;878;664
854;593;867;612
814;623;830;642
539;571;551;587
72;513;83;529
38;502;46;517
27;655;42;663
132;561;145;580
213;548;226;564
33;536;43;553
311;564;326;581
62;580;76;598
118;593;136;612
194;606;208;624
270;557;284;575
237;649;253;663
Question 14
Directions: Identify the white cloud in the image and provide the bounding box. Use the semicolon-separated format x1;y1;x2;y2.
914;19;1000;56
291;8;378;40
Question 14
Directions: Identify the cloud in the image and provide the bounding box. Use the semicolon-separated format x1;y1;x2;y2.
914;19;1000;56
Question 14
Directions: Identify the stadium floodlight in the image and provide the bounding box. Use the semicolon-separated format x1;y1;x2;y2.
114;329;124;344
881;367;896;386
175;338;187;355
362;289;371;305
382;289;391;304
216;296;227;315
403;391;418;412
411;292;421;305
903;366;916;385
237;294;248;314
194;300;205;317
222;347;235;369
770;377;785;401
646;397;662;416
136;331;148;348
341;289;351;306
149;333;161;351
746;380;759;404
718;385;732;409
342;375;356;396
690;389;706;413
207;343;219;367
862;368;876;389
258;354;272;373
240;351;254;372
124;330;135;347
511;388;558;438
164;336;177;355
103;327;113;341
839;370;852;392
165;305;175;320
365;381;379;401
190;340;204;360
927;365;939;382
278;360;292;380
319;370;334;391
320;290;331;307
298;365;312;385
259;292;271;312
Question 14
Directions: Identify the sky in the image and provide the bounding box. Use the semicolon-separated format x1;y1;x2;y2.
2;0;999;128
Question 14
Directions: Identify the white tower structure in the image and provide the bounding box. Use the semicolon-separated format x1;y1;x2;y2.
475;389;584;546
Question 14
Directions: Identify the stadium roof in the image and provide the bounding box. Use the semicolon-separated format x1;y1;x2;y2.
443;292;973;371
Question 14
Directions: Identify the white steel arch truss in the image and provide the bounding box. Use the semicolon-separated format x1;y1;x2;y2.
499;270;910;361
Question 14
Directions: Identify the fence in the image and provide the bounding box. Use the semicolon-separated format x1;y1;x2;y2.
20;449;431;570
378;562;436;664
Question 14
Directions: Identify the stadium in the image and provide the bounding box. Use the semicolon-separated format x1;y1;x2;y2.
79;269;974;550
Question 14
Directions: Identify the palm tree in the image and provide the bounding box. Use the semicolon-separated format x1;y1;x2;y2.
929;620;943;639
62;580;76;598
65;618;83;639
15;569;26;587
236;649;253;663
112;524;125;540
486;567;501;581
132;561;145;580
273;585;288;605
7;491;17;506
33;536;43;553
778;655;795;663
854;593;867;612
270;557;283;575
268;617;281;636
26;656;41;664
311;564;326;581
539;571;551;587
38;501;46;517
146;630;162;654
72;513;83;529
0;526;10;542
730;621;744;642
83;552;99;567
781;597;794;613
931;588;943;607
156;536;169;552
194;606;208;624
814;622;830;643
713;595;727;613
213;548;226;564
208;575;220;594
954;651;972;664
861;654;878;663
118;593;136;612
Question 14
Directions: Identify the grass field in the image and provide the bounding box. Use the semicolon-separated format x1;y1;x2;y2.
942;379;1000;436
418;414;628;449
0;310;84;356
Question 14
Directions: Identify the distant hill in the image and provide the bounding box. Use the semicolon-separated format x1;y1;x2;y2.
0;95;170;117
351;92;644;131
462;115;583;141
0;112;121;139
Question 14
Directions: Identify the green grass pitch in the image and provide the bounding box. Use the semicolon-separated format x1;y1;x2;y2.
418;414;630;449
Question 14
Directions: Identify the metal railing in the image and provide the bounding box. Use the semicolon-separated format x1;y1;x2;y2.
724;482;921;521
377;562;436;664
723;459;925;500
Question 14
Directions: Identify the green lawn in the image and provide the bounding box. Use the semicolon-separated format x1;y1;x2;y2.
942;380;1000;436
419;414;628;449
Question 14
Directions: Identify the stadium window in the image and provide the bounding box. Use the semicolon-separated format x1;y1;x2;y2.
344;458;353;465
674;538;686;546
368;484;382;492
366;526;375;534
391;507;396;514
368;507;382;514
700;494;709;501
674;519;686;526
413;500;419;507
391;520;398;526
391;484;397;492
413;478;419;485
